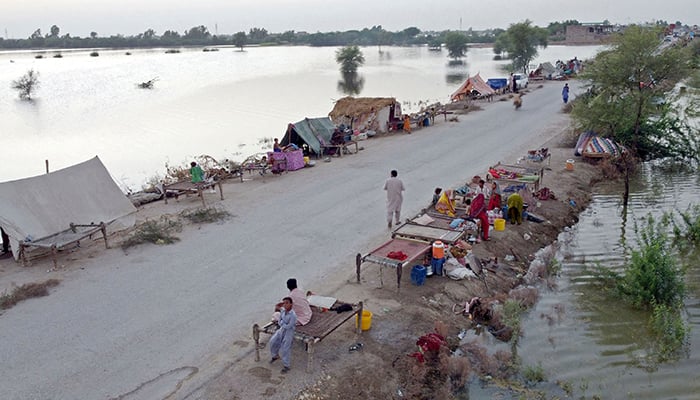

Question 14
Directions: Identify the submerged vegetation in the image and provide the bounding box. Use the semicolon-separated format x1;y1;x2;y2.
593;212;693;364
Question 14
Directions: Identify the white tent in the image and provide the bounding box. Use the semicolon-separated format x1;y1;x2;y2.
0;156;137;261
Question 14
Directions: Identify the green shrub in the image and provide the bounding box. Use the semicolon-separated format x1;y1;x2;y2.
180;206;231;224
121;216;182;249
670;204;700;251
617;214;685;309
649;301;690;362
522;362;546;385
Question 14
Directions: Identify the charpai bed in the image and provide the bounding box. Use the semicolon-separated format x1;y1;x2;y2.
162;180;224;207
355;238;431;291
392;222;466;244
253;299;363;371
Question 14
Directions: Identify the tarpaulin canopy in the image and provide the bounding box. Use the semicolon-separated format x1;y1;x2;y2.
280;117;336;156
0;156;137;261
450;73;496;101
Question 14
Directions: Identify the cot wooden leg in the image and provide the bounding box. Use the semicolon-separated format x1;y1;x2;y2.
397;263;403;293
306;340;314;372
100;222;109;249
357;302;363;336
253;324;260;362
199;188;207;207
51;244;58;269
19;243;28;267
355;253;362;283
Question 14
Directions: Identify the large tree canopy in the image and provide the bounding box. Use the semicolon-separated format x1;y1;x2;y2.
497;20;548;73
444;32;468;59
335;45;365;74
571;25;695;161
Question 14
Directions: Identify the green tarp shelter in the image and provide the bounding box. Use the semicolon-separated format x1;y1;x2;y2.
280;117;336;156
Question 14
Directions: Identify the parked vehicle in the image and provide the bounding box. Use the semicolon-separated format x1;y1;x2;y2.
513;73;529;90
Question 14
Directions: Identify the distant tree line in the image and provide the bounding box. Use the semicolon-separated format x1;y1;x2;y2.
0;23;558;50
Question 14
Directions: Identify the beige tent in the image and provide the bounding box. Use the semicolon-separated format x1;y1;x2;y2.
0;156;137;262
450;73;496;102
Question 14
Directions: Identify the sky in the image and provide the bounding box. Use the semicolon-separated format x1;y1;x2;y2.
1;0;698;39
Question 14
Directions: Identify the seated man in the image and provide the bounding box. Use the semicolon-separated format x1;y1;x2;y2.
272;278;312;326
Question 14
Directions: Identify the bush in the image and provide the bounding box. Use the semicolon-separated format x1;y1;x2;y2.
180;206;231;224
121;216;182;249
522;362;546;385
617;214;686;309
670;204;700;251
649;302;690;362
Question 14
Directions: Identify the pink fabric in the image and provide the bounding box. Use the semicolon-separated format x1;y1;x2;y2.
284;150;305;171
289;288;312;325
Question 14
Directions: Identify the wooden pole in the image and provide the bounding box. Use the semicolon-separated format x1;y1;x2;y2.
45;159;49;174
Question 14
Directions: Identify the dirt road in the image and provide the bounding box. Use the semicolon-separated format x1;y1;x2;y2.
0;81;578;400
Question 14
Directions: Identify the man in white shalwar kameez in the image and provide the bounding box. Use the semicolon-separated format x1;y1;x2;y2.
383;169;405;228
269;297;297;373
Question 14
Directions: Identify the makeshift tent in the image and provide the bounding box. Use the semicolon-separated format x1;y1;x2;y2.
450;73;496;101
0;156;137;262
280;117;336;157
328;97;400;133
532;62;558;80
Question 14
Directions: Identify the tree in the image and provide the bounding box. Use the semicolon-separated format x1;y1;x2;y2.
571;25;694;206
49;25;60;38
498;20;548;73
335;45;365;74
90;31;98;39
232;32;246;50
184;25;210;40
248;27;268;42
12;69;40;100
444;32;468;59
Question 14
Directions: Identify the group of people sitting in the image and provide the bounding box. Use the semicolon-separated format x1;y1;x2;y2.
431;178;525;241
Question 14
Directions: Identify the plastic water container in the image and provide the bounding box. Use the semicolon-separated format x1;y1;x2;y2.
494;218;506;231
431;257;446;276
566;159;575;171
411;265;427;286
355;309;373;331
432;241;445;259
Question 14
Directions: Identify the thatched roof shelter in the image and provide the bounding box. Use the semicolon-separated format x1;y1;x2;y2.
328;97;397;121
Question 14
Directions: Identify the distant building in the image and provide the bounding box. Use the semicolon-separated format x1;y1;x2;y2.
566;23;615;44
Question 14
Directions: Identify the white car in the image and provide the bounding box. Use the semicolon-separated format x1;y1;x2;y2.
513;73;529;90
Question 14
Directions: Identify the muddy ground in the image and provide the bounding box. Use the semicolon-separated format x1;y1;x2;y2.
195;127;602;400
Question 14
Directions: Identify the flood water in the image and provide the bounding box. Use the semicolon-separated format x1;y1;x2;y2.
518;162;700;399
1;44;600;190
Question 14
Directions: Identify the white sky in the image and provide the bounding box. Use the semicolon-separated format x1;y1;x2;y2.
1;0;697;39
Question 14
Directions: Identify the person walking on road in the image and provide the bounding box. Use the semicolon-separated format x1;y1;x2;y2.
562;83;570;104
384;170;405;228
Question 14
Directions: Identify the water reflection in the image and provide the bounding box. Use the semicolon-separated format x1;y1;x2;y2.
519;162;700;399
445;72;467;85
0;45;605;186
337;72;365;96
